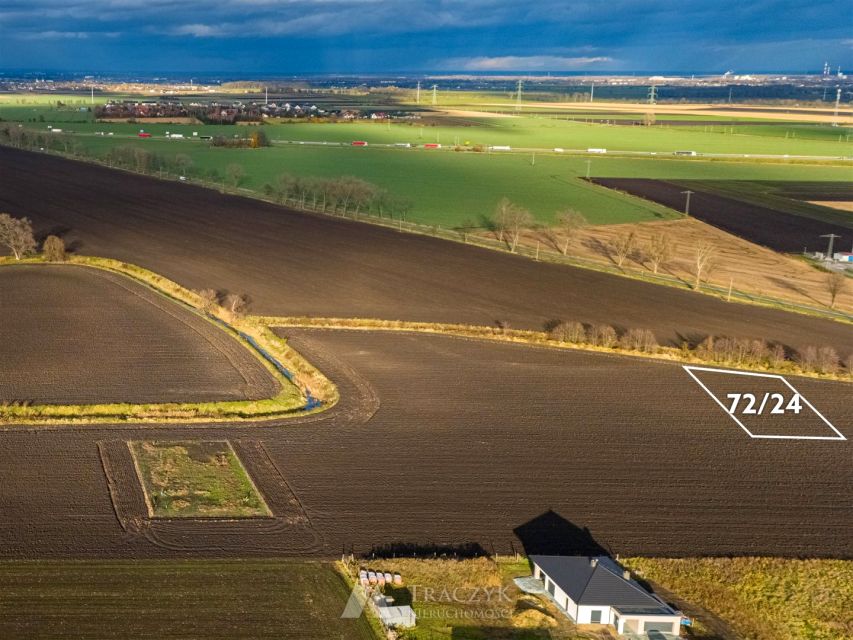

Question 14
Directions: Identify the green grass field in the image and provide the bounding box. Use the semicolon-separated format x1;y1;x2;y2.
0;559;376;639
72;137;853;226
129;441;271;518
3;95;852;227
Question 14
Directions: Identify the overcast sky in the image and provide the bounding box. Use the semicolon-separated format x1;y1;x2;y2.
0;0;850;74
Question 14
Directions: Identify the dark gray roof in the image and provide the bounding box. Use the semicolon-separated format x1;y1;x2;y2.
530;555;675;611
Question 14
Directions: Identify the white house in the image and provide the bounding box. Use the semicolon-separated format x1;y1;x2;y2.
530;555;683;636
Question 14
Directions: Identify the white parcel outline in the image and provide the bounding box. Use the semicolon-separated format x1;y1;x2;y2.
682;365;846;441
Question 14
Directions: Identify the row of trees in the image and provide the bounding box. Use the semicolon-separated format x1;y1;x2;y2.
546;318;853;376
262;173;413;219
0;125;82;155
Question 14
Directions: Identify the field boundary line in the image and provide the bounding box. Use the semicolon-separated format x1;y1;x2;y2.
265;317;853;385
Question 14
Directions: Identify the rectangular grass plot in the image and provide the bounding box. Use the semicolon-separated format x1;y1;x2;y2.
683;366;845;440
129;441;272;518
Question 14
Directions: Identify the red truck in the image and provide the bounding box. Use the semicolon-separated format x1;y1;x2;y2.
351;140;368;146
138;132;152;138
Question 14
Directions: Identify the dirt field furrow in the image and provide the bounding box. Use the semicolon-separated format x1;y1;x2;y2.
0;265;279;404
0;331;849;559
1;147;851;358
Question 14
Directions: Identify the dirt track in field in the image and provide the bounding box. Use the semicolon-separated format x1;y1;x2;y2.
0;147;851;359
0;265;279;404
1;330;849;559
591;178;853;254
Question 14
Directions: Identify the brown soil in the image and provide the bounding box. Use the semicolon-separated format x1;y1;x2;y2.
0;265;279;404
0;147;850;359
1;330;849;559
591;178;853;253
508;217;853;312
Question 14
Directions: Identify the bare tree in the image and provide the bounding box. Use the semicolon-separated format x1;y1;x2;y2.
42;235;66;262
826;271;847;309
693;242;717;290
506;205;533;253
645;233;673;274
620;328;658;353
590;324;617;348
548;320;587;343
491;197;514;244
0;213;36;260
609;231;636;267
554;208;588;255
223;293;248;319
815;346;839;374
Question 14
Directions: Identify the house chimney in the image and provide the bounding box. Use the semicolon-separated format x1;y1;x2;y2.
623;570;631;580
590;558;598;568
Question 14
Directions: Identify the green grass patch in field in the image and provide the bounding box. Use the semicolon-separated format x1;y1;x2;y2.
624;557;853;640
129;440;270;518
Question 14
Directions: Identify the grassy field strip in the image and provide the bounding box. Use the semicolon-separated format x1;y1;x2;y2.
264;316;853;383
0;256;338;425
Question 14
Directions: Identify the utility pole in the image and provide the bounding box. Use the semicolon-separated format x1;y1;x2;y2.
590;82;594;102
648;85;658;104
515;79;523;112
727;87;732;103
416;81;421;104
585;159;592;179
265;86;268;104
431;84;437;106
90;85;94;105
832;87;842;126
821;233;841;258
681;190;694;216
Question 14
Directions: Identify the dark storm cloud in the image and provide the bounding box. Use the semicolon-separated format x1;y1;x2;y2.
0;0;849;72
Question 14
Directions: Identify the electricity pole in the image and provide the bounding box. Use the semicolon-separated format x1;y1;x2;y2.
648;85;658;104
585;159;592;179
821;233;841;258
515;79;523;112
681;190;694;216
416;81;421;104
590;82;594;102
431;85;437;106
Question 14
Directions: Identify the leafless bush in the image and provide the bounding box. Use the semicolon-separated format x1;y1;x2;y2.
42;235;66;262
197;288;218;314
797;346;819;373
815;346;839;374
619;328;658;353
695;336;715;361
768;343;786;369
548;321;587;343
590;324;617;348
845;354;853;379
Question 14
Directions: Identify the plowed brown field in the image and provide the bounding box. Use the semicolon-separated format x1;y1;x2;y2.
0;330;849;559
0;147;850;358
0;265;278;404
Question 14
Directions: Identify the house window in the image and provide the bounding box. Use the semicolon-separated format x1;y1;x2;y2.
589;610;602;624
